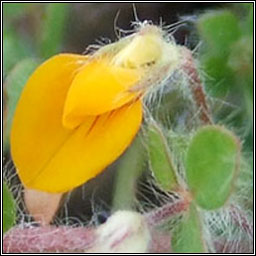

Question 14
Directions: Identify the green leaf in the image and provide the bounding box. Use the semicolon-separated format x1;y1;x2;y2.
228;36;253;77
185;125;240;210
248;4;253;34
39;3;69;59
3;30;34;76
238;3;253;35
3;183;16;233
197;10;241;57
4;58;39;151
201;54;234;97
172;204;206;253
3;3;30;21
147;123;178;191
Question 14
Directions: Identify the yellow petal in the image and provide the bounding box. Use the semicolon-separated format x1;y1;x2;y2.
26;100;142;192
11;53;87;186
62;58;142;129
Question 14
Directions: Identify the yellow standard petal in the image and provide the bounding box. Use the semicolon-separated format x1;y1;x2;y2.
11;54;87;189
11;53;142;193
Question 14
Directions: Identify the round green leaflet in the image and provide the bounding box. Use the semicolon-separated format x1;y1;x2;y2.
185;125;240;210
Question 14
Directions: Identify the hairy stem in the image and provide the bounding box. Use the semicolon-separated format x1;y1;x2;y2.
181;47;213;125
3;197;189;253
145;196;190;227
3;226;96;253
229;204;253;238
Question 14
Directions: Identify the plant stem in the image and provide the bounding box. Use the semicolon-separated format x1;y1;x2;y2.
181;48;213;125
145;196;190;227
229;204;253;238
3;226;96;253
3;197;189;253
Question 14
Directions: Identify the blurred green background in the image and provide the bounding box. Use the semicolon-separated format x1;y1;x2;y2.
3;3;253;228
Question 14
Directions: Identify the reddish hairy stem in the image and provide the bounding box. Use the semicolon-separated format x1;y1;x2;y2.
145;197;190;227
148;229;171;253
5;200;251;253
229;204;253;238
181;48;213;125
146;198;189;253
3;226;96;253
3;198;189;253
214;239;253;253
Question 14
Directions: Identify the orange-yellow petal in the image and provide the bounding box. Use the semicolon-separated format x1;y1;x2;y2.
11;54;87;186
23;100;142;192
62;58;142;129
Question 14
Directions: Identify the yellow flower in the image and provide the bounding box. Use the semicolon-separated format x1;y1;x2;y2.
11;23;181;194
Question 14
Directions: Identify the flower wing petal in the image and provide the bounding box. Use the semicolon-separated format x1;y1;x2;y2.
27;101;143;192
62;59;141;129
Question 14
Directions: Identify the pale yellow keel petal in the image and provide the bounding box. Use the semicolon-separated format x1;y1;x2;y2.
11;54;88;186
24;188;63;225
28;100;143;193
63;59;142;129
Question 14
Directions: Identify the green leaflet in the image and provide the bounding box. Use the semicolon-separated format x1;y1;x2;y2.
3;183;16;233
185;125;240;210
197;10;241;57
148;123;178;191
